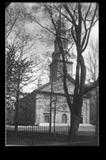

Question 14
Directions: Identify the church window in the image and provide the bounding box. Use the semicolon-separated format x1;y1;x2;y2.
44;114;50;123
80;109;83;123
63;104;67;110
62;114;67;123
80;114;83;123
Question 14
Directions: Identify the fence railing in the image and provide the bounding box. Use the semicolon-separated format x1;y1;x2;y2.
5;124;95;146
5;124;70;146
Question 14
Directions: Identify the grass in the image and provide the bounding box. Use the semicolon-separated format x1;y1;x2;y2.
6;130;98;146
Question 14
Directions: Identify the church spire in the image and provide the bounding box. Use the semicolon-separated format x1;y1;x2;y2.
54;7;62;54
54;7;68;55
50;9;73;82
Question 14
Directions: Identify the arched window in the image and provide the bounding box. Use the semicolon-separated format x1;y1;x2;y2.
80;114;83;123
63;104;67;111
62;114;67;123
44;114;50;123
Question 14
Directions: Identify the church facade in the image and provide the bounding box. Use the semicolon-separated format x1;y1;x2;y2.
34;77;90;125
17;74;90;126
17;36;90;126
16;16;91;126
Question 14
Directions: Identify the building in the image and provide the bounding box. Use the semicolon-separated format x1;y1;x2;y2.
88;87;99;125
16;35;90;126
14;16;92;126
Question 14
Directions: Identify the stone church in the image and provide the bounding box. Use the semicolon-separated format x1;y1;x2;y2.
16;15;91;126
17;35;90;126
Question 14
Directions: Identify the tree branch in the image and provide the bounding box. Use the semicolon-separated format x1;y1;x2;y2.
54;5;73;24
79;55;86;94
83;77;99;94
71;26;77;45
32;17;56;35
82;4;98;52
84;3;92;20
44;4;57;31
69;3;78;21
81;20;87;49
63;4;77;27
6;10;20;39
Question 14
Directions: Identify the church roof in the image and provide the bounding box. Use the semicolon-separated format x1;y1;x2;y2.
33;73;75;94
19;74;75;102
31;74;90;98
19;73;91;103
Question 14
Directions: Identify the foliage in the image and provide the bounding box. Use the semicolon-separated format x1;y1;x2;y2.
5;43;33;109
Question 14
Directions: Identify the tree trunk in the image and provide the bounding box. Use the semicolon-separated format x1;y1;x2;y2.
15;89;19;132
95;87;99;136
49;83;53;135
68;95;83;142
53;96;57;136
53;107;56;136
68;112;80;142
14;69;20;132
49;95;52;135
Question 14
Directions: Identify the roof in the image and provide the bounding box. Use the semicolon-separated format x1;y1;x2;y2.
33;73;75;93
20;74;94;101
19;74;75;100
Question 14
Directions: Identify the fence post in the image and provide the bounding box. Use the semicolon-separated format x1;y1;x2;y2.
31;125;34;146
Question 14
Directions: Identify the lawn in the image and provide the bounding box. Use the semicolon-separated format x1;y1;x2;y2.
5;124;98;146
6;131;98;146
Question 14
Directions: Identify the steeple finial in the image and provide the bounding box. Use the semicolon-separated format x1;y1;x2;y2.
57;5;62;36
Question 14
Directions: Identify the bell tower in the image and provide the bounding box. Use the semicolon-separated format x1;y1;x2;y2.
49;13;73;82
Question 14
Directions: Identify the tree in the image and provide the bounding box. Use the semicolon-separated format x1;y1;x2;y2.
5;3;26;40
5;3;44;130
86;39;99;82
8;3;99;141
55;3;99;141
39;3;99;141
85;39;99;136
5;43;34;129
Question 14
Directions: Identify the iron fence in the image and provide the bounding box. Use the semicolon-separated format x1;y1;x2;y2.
5;125;70;146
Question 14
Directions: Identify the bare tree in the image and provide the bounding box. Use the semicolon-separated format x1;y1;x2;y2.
8;3;99;141
25;3;99;141
41;3;99;141
5;3;26;39
85;39;99;136
5;3;45;131
55;3;99;141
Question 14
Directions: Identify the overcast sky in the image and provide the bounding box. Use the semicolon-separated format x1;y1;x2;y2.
9;3;99;93
23;23;98;92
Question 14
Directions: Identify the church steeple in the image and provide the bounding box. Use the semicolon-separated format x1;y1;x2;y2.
49;12;73;82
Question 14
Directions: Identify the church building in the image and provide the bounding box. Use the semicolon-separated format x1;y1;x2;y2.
17;16;90;126
17;40;90;126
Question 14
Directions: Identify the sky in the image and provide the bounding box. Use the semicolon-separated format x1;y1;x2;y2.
23;22;99;93
8;3;99;93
